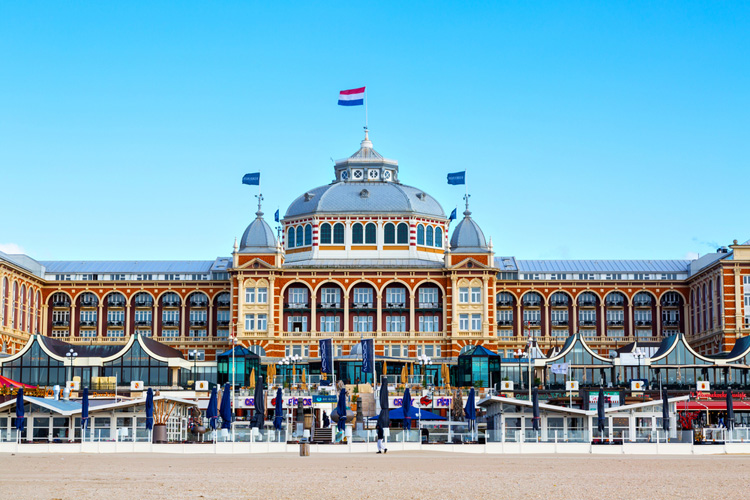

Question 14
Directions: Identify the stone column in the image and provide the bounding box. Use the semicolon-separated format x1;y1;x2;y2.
310;285;317;336
98;303;104;338
409;290;415;338
655;304;662;338
376;291;383;337
343;292;350;336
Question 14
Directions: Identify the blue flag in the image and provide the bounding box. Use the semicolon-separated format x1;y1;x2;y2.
361;339;374;376
319;339;333;375
449;208;457;222
274;209;279;222
447;171;465;185
242;172;260;185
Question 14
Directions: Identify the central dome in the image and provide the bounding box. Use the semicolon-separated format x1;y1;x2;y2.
285;131;445;220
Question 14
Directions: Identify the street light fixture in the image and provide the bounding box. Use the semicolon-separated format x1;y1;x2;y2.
190;349;200;390
66;348;78;384
417;354;432;387
633;347;645;381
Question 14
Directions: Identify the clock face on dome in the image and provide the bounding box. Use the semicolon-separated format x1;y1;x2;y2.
340;170;349;181
368;169;380;180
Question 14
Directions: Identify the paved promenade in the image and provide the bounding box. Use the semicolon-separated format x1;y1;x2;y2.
2;452;749;500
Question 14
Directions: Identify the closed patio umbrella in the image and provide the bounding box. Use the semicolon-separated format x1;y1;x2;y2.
206;387;218;430
465;388;476;435
662;389;670;433
726;388;735;432
400;365;407;385
15;388;25;436
402;387;412;431
81;387;90;440
377;381;390;429
597;388;606;435
444;364;451;388
220;383;232;430
249;368;256;389
145;388;154;431
531;387;540;431
252;376;265;429
301;368;306;387
336;388;347;432
274;388;284;431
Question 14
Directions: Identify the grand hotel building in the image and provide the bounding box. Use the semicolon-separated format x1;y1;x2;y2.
2;132;750;369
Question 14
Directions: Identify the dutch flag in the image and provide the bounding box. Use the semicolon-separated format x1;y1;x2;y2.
338;86;365;106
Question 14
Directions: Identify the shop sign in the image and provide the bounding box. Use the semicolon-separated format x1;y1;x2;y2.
312;395;338;403
587;390;621;409
690;391;748;400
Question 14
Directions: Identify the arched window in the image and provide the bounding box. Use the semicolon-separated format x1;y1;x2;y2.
365;223;377;244
304;224;312;246
425;226;434;247
20;285;26;331
352;223;364;244
27;287;33;332
417;225;425;245
434;227;443;247
397;223;409;244
320;223;332;244
296;226;304;247
35;290;41;333
12;282;17;329
287;227;296;248
333;223;345;244
1;277;7;326
384;223;395;244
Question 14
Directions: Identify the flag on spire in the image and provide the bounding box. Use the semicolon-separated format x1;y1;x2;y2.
338;87;365;106
447;171;465;185
242;172;260;185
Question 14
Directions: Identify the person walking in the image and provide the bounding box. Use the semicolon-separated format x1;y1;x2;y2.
376;422;387;454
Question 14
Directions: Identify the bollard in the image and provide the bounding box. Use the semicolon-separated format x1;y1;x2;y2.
299;442;310;456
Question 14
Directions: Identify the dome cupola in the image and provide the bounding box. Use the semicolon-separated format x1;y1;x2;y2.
449;203;488;253
238;196;277;253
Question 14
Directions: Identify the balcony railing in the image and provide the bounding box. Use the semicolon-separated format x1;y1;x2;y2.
135;319;152;326
417;302;441;310
663;320;679;327
80;300;98;307
551;320;569;326
523;320;541;326
385;302;407;309
579;319;597;327
633;300;652;307
662;301;680;307
217;299;231;307
162;301;181;308
578;299;597;307
162;320;180;327
52;320;70;327
635;320;653;326
190;320;207;327
606;299;625;307
318;303;342;310
53;300;71;307
107;320;123;327
522;300;541;307
550;299;569;307
107;299;126;308
285;303;310;310
607;320;624;326
189;301;208;308
497;319;513;326
217;319;230;326
80;320;96;327
351;302;374;309
134;300;153;308
496;299;513;307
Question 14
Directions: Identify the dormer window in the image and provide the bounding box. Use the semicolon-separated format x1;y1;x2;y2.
304;192;315;202
359;189;369;198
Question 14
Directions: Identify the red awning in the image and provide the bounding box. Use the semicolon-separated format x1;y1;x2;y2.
678;400;750;411
0;375;36;389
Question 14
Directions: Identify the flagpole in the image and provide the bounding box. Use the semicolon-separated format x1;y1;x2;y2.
365;88;368;130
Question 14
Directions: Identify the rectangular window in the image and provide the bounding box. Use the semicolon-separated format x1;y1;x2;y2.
498;330;513;338
607;309;624;323
162;329;179;338
162;310;179;323
471;314;482;331
135;329;151;337
287;316;308;332
744;276;750;327
391;345;402;357
192;329;207;337
80;310;97;324
459;314;469;330
321;287;340;305
52;310;70;323
320;316;341;332
386;288;406;306
353;315;373;332
459;287;469;303
107;310;124;322
107;330;124;338
386;315;406;332
217;329;229;338
418;287;438;307
497;309;513;323
289;288;308;305
217;310;230;323
135;310;152;323
257;314;267;331
470;287;482;304
579;309;596;324
551;309;568;324
523;309;541;324
244;314;255;331
353;287;373;306
245;288;255;304
189;310;207;323
257;287;268;303
634;310;652;324
418;315;440;332
80;330;97;338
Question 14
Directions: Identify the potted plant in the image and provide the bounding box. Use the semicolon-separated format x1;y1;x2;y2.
534;377;542;388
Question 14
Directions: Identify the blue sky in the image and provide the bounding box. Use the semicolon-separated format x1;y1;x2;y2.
1;2;748;262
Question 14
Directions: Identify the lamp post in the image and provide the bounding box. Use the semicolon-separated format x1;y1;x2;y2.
515;348;524;392
634;347;645;381
417;354;432;387
66;348;78;383
190;349;199;390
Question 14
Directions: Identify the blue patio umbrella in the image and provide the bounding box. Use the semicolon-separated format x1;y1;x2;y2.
531;387;540;431
402;387;413;430
464;388;476;433
597;388;606;434
15;388;25;434
219;383;232;430
145;388;154;431
726;388;735;431
206;386;218;430
252;376;265;429
273;388;284;431
369;407;446;421
336;388;347;432
662;389;670;433
81;387;90;435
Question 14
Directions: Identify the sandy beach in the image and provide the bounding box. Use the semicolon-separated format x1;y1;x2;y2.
1;451;749;500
